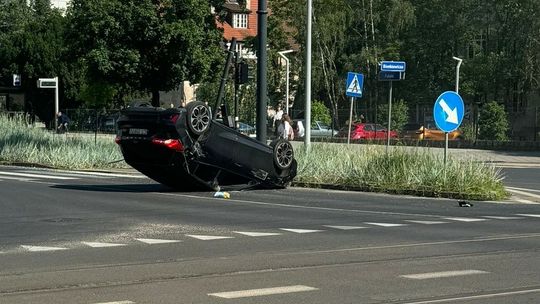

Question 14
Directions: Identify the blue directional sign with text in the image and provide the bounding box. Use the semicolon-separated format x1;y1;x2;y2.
381;61;406;72
346;72;364;98
433;91;465;133
379;71;403;81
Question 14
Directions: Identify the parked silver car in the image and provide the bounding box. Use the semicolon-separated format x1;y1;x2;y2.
294;120;338;138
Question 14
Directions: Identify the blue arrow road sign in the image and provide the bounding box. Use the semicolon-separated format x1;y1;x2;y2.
433;91;465;133
346;72;364;98
381;61;406;72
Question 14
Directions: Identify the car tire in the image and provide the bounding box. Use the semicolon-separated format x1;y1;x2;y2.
186;101;211;136
271;139;294;170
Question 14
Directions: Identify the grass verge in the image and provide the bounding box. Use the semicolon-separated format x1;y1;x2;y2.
0;114;507;200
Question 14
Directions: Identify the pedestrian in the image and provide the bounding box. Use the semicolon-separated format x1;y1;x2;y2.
292;120;305;138
273;104;283;136
277;114;294;140
57;111;70;133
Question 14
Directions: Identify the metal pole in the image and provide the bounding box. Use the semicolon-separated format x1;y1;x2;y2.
347;97;354;145
386;81;393;153
448;56;463;164
234;51;239;128
54;77;59;130
304;0;312;151
278;50;293;115
256;0;268;143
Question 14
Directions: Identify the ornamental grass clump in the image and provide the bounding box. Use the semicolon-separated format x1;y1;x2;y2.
0;114;126;170
294;143;507;201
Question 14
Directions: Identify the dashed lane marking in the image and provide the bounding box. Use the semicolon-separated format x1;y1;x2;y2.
135;238;181;244
400;269;489;280
323;225;368;230
399;288;540;304
483;216;523;220
443;217;487;222
516;214;540;218
365;222;407;227
280;228;324;234
185;234;234;241
234;231;282;237
208;285;318;299
21;245;69;252
406;220;448;225
92;301;135;304
82;242;127;248
0;171;76;180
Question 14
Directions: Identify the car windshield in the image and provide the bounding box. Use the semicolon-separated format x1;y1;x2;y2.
374;124;387;131
317;121;330;129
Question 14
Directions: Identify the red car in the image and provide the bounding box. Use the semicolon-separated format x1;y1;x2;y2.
338;123;398;140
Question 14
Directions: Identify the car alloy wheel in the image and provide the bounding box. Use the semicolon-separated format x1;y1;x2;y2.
186;101;211;136
272;139;294;170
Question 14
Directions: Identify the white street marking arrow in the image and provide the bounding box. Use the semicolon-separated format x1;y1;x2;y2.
439;98;459;124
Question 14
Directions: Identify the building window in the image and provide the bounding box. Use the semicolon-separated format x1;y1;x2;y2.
233;14;248;29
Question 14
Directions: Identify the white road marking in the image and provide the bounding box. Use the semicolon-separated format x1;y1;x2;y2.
82;242;127;248
0;175;33;181
323;225;368;230
136;238;181;244
364;222;407;227
0;171;76;180
234;231;282;237
443;217;487;222
208;285;318;299
21;245;69;252
399;288;540;304
516;213;540;218
64;170;146;179
91;301;135;304
406;220;447;225
515;198;537;204
401;269;489;280
185;234;234;240
280;228;324;233
483;216;523;220
506;188;540;203
507;186;540;195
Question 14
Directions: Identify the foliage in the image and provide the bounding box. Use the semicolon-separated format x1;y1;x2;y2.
66;0;226;107
295;143;507;201
311;100;332;126
478;101;509;141
460;121;475;140
375;99;409;132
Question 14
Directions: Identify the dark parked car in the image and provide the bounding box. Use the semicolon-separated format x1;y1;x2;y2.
115;101;297;191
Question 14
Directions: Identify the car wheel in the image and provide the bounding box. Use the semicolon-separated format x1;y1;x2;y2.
272;139;294;170
186;101;211;136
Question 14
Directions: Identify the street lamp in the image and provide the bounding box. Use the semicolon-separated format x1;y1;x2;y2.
278;50;294;115
305;0;312;150
452;56;463;93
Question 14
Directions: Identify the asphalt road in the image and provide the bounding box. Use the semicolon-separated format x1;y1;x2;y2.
1;165;540;304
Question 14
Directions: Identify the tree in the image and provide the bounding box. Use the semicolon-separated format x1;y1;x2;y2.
478;101;509;141
66;0;226;107
376;99;409;132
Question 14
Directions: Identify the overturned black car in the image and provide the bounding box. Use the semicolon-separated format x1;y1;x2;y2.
115;101;297;191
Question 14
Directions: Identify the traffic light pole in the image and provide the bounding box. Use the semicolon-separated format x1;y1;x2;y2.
256;0;268;143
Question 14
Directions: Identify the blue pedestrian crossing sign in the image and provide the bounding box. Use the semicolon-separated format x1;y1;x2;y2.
433;91;465;133
346;72;364;98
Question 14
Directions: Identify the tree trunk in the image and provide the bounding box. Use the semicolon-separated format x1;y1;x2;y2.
151;90;160;107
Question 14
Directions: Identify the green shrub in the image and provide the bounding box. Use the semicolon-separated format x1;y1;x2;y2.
376;99;409;132
478;101;509;141
311;100;332;125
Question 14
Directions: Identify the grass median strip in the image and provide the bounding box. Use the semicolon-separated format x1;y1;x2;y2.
0;114;507;201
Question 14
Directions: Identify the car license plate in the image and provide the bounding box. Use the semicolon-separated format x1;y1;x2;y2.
128;128;148;135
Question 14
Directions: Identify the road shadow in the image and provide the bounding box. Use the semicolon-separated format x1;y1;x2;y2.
51;183;173;193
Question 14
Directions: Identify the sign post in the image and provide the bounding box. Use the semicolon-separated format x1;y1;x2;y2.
37;77;59;130
379;61;406;153
433;91;465;165
345;72;364;145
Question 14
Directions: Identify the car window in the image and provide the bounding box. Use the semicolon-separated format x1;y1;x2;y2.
374;124;387;131
317;121;330;129
363;124;373;131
